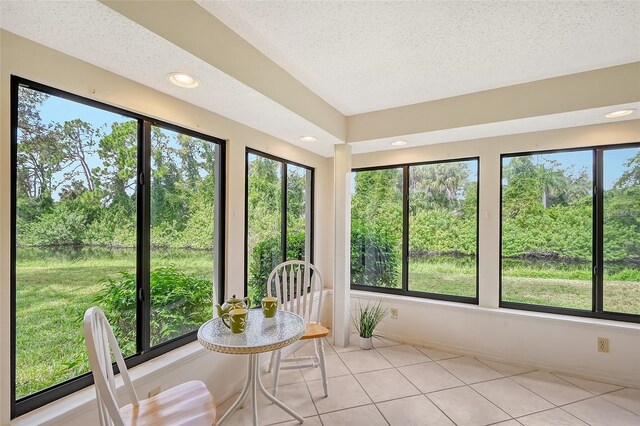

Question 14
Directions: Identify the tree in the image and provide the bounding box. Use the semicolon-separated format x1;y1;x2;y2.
95;121;137;209
59;119;100;192
410;162;469;210
16;87;66;200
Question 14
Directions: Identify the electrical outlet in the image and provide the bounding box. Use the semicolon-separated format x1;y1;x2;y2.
390;307;398;319
597;337;609;353
148;386;162;398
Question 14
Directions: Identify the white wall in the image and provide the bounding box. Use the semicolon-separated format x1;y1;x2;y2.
0;31;334;425
351;121;640;388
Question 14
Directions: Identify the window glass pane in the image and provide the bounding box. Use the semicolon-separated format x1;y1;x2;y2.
501;151;593;309
15;86;137;398
150;126;218;346
351;168;403;289
603;147;640;314
408;160;478;297
247;154;283;305
286;165;312;261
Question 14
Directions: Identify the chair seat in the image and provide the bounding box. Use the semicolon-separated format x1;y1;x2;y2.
300;323;329;340
120;380;216;426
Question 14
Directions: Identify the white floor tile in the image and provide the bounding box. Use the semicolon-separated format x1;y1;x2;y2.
416;346;462;361
472;378;554;417
215;382;316;426
294;340;336;357
398;362;464;393
479;359;535;377
376;394;455;426
553;373;623;395
307;374;372;414
338;348;393;374
260;365;305;387
320;404;388;426
511;371;593;406
438;356;504;384
269;415;322;426
299;353;351;381
416;347;461;361
355;368;420;403
518;407;587;426
427;386;510;426
330;336;362;353
602;388;640;416
563;396;640;426
377;344;431;367
373;335;402;348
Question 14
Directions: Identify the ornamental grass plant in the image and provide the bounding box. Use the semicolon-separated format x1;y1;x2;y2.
353;300;388;338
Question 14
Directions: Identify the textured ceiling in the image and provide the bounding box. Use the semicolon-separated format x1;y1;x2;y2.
0;0;341;157
201;0;640;115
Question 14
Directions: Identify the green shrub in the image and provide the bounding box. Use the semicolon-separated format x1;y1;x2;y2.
24;204;87;246
350;223;400;287
247;232;306;306
94;265;212;353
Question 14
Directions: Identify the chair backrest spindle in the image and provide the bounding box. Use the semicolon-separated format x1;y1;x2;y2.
266;261;323;325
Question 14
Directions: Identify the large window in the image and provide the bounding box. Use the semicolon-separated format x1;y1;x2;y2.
351;158;479;302
245;149;314;306
11;77;224;417
501;145;640;322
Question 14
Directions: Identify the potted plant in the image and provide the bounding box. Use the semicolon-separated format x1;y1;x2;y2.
352;300;388;350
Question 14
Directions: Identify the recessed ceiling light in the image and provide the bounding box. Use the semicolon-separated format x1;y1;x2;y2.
167;72;199;88
300;136;317;142
391;140;407;146
604;109;636;119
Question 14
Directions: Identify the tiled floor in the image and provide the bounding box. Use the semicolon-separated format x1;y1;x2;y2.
216;337;640;426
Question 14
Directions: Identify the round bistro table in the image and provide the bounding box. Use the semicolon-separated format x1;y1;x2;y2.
198;309;306;425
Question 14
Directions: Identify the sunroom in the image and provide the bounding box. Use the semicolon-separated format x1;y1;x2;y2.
1;1;639;425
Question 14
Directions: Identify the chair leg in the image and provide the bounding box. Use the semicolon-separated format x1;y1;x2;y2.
317;338;328;397
272;350;282;397
267;350;276;373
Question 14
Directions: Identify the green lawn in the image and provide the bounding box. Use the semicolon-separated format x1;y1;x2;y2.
15;250;640;399
15;248;213;399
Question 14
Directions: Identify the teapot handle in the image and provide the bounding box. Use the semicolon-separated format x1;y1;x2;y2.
221;313;231;329
243;297;251;309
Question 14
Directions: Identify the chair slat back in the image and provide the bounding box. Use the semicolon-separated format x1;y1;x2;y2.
84;307;139;426
267;261;323;324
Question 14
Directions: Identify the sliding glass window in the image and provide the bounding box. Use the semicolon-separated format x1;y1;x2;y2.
351;158;479;303
11;77;225;417
245;149;314;306
500;144;640;322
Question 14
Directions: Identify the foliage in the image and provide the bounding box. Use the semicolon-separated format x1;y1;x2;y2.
94;266;213;353
247;231;306;306
352;300;388;338
351;222;400;287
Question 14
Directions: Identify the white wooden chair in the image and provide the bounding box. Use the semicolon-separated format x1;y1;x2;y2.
266;260;329;397
83;307;217;426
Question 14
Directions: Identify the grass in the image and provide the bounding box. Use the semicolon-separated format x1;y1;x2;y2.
15;249;640;399
15;247;213;399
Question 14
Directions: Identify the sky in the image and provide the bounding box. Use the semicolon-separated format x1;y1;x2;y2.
503;148;639;190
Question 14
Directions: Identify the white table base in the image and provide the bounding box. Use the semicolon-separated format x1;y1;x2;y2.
217;353;304;425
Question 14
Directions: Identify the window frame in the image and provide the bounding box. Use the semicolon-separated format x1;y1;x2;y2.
499;142;640;324
350;156;480;304
10;76;226;418
243;148;315;299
